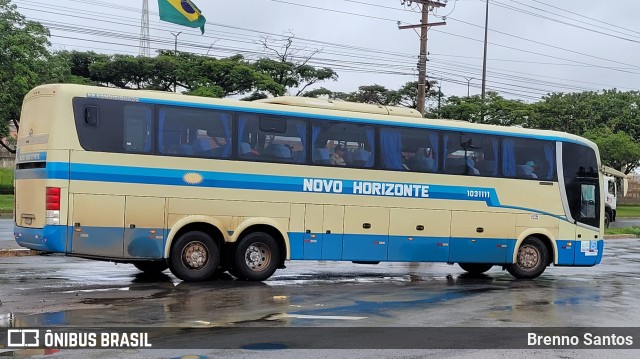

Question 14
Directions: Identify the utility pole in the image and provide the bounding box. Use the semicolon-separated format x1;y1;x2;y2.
481;0;489;101
399;1;446;116
464;76;475;97
437;82;442;112
170;31;182;92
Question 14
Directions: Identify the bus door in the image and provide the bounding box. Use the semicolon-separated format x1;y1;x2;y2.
71;194;125;258
573;180;603;265
449;211;516;264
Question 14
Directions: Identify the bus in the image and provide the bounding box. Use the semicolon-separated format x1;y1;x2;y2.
14;84;604;282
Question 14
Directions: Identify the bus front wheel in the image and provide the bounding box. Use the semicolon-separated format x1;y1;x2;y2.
506;237;548;279
133;261;168;274
458;263;493;275
233;232;280;281
169;231;220;282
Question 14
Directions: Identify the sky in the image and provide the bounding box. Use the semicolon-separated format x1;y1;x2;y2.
12;0;640;102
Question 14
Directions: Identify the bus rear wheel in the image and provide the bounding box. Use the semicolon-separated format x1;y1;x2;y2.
133;261;168;274
506;237;548;279
169;231;220;282
233;232;280;281
458;263;493;275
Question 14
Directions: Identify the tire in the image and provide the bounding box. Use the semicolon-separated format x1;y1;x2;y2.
604;212;611;228
506;237;548;279
133;261;168;273
169;231;220;282
233;232;280;281
458;263;493;275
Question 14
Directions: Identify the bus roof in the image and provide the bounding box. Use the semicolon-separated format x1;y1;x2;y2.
256;96;423;118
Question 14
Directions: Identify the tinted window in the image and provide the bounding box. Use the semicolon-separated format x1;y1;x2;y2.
238;114;306;164
74;98;153;153
158;106;232;158
443;132;498;176
563;142;599;227
502;137;556;180
380;127;439;172
311;121;375;168
124;105;152;153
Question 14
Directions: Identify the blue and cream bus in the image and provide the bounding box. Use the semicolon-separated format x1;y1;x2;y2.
14;84;604;281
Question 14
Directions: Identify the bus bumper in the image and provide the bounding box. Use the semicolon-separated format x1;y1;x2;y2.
14;225;67;253
556;239;604;266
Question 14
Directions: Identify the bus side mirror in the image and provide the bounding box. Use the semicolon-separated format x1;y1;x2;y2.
622;178;629;197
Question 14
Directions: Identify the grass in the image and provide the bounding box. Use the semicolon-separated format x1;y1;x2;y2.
616;205;640;218
0;168;12;193
0;194;13;214
605;226;640;236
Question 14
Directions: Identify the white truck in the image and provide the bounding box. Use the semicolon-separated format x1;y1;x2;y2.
602;166;629;227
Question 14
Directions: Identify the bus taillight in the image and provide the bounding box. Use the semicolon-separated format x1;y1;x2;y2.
46;187;61;225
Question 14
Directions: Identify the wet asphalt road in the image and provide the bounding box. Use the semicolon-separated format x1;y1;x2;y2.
1;237;640;358
1;216;640;358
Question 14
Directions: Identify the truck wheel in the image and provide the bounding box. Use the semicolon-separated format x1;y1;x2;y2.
233;232;280;281
605;212;611;228
506;237;548;279
133;261;168;273
458;263;493;274
169;231;220;282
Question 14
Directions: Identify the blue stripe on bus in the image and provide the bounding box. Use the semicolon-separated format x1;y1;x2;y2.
14;162;69;180
15;161;567;220
138;97;590;145
14;224;604;267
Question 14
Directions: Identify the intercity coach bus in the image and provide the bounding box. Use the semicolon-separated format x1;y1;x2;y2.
14;84;604;282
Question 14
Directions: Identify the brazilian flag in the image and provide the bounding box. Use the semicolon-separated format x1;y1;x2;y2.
158;0;206;34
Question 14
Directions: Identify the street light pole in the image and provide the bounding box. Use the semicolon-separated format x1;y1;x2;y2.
481;0;489;101
464;77;475;97
170;31;182;92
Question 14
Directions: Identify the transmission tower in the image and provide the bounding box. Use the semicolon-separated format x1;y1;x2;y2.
139;0;151;57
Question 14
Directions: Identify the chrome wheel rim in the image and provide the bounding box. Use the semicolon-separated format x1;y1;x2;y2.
182;241;208;270
518;244;540;270
244;242;271;272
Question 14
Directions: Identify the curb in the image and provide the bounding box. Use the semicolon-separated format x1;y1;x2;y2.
0;249;38;257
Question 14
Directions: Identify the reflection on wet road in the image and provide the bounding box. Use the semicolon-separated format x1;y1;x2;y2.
1;239;639;331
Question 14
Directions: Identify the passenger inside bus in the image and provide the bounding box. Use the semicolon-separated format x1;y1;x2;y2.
465;157;480;175
406;147;435;172
331;145;346;166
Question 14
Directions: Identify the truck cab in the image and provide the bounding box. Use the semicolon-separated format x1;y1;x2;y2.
602;167;629;228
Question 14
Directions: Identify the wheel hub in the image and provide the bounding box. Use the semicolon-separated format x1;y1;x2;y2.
519;245;539;269
182;241;208;270
245;243;271;272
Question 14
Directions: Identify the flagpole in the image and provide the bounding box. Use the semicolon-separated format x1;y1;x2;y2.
170;31;182;92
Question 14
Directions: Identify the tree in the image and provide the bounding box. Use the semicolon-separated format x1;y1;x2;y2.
583;128;640;174
331;84;400;106
531;90;640;137
254;33;338;96
437;92;534;126
0;0;54;152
